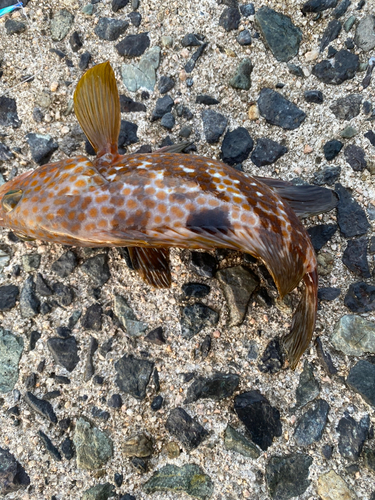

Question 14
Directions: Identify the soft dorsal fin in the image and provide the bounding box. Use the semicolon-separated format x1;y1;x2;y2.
128;247;171;288
74;62;120;156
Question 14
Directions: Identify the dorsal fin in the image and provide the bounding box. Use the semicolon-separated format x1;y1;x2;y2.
128;247;171;288
74;62;120;156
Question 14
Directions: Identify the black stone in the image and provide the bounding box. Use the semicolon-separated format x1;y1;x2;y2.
304;90;324;103
312;165;341;186
344;144;367;172
24;373;37;390
119;95;146;112
52;282;74;306
258;88;306;130
29;330;41;351
333;0;351;18
347;360;375;407
234;391;282;450
35;274;54;297
318;287;341;301
337;413;370;460
151;95;174;120
250;137;288;167
83;336;98;382
294;399;330;445
24;391;57;424
190;251;217;277
327;46;338;58
344;282;375;313
364;130;375;147
92;406;110;421
236;29;252;45
184;372;239;403
196;95;220;105
161;113;175;130
342;237;370;278
53;375;70;384
151;395;163;411
181;33;202;46
79;51;91;71
114;473;124;488
320;19;342;52
116;32;150;57
257;339;284;374
61;437;74;460
112;0;129;12
144;326;166;345
322;444;334;459
93;375;104;385
312;49;359;85
0;96;20;128
165;407;208;450
220;127;253;166
0;447;30;494
182;283;211;298
94;17;129;41
335;183;370;238
5;19;26;35
180;302;219;339
47;336;80;372
370;236;375;254
294;361;320;410
0;142;14;161
199;334;211;359
81;303;102;331
108;394;123;408
26;133;58;165
69;31;82;52
118;120;138;148
266;453;312;500
219;7;241;31
323;139;343;161
115;354;154;399
20;276;40;318
128;11;141;27
184;43;208;73
302;0;338;13
0;284;19;311
81;253;111;286
158;76;175;94
179;126;192;138
51;250;77;278
38;431;61;461
202;109;228;143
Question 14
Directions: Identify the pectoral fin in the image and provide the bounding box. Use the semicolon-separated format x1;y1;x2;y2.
128;247;171;288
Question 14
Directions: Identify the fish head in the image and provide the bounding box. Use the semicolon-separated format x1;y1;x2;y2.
0;169;34;229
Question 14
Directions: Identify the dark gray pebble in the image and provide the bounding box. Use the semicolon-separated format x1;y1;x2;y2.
221;127;253;166
344;144;367;172
335;183;370;238
29;330;41;351
180;302;219;339
83;336;98;382
301;0;339;13
115;354;154;399
35;273;54;296
294;399;330;446
240;3;255;16
202;109;228;143
234;391;282;450
5;19;26;35
52;282;74;306
24;373;37;390
158;76;175;94
312;165;340;186
22;254;41;272
288;63;304;77
181;33;202;46
152;95;174;120
344;282;375;313
144;326;166;345
364;130;375;147
160;112;175;130
47;336;80;372
0;285;19;311
330;94;362;120
266;452;312;500
196;95;219;105
0;142;14;161
79;51;91;71
333;0;351;18
112;0;129;12
318;287;341;301
250;137;287;166
320;19;341;52
61;438;74;460
323;139;343;161
54;375;70;384
0;448;30;494
114;473;123;487
258;339;284;374
151;395;163;411
0;96;20;128
26;133;58;165
81;253;111;286
219;7;241;32
120;95;146;112
342;237;370;278
236;29;252;45
38;431;61;461
92;406;110;421
81;303;103;331
322;444;334;459
258;88;306;130
184;372;239;403
229;58;253;90
118;120;138;148
304;90;324;103
255;6;302;62
347;359;375;407
20;276;40;318
165;407;208;450
24;391;57;424
182;283;210;298
69;31;82;52
108;394;123;408
56;326;71;338
51;250;77;278
337;413;370;460
176;104;193;119
312;49;359;85
294;361;320;410
184;43;208;73
128;11;141;27
116;33;150;57
94;17;129;41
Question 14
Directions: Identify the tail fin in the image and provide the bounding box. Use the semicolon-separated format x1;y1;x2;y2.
74;62;120;156
282;268;318;369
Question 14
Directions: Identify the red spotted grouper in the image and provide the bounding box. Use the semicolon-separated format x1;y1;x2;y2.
0;62;337;368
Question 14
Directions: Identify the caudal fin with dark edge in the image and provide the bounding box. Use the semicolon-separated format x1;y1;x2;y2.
282;268;318;369
128;247;171;288
73;61;120;156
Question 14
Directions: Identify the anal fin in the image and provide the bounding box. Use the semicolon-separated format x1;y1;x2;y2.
129;247;171;288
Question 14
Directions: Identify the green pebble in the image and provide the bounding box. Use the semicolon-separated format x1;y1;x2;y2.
344;15;356;32
341;125;358;138
82;4;94;15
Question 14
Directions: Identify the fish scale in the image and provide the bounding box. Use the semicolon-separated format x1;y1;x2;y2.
0;62;338;369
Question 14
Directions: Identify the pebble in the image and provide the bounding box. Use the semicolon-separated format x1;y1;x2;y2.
47;336;80;372
236;29;252;45
158;76;175;94
0;328;23;393
288;63;304;77
301;0;339;13
61;438;74;460
51;250;77;278
304;90;324;103
0;448;30;495
184;372;240;403
35;273;53;296
250;137;288;166
114;295;148;336
344;144;366;171
364;129;375;147
0;96;20;128
317;470;356;500
318;287;341;301
112;0;129;12
240;3;255;16
266;453;312;500
115;354;154;399
82;483;115;500
116;33;150;57
354;15;375;51
196;95;219;105
312;49;359;85
344;282;375;313
5;19;27;35
81;304;103;331
123;433;153;457
255;6;302;62
220;127;253;167
81;4;94;15
320;20;342;52
332;314;375;356
342;237;370;278
341;125;358;139
38;430;61;461
333;0;351;18
94;18;129;41
234;391;282;450
181;33;202;47
180;302;219;339
294;399;330;446
312;165;341;185
182;283;210;298
143;463;213;499
144;326;166;345
81;253;111;286
52;282;74;306
120;95;146;113
24;391;57;424
337;413;370;460
73;418;113;470
160;112;175;129
19;276;40;318
347;359;375;407
229;58;253;90
258;88;306;130
258;339;284;374
184;43;208;73
69;31;82;52
79;51;92;71
330;94;362;120
165;407;208;450
0;142;14;161
335;183;370;238
202;109;228;143
108;394;122;408
0;285;19;312
151;95;174;120
219;7;241;32
50;9;74;42
151;395;163;411
26;133;59;165
323;139;343;161
128;11;141;27
224;425;260;459
293;361;320;410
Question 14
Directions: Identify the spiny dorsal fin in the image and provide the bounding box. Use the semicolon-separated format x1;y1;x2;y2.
128;247;171;288
155;142;193;154
74;62;120;156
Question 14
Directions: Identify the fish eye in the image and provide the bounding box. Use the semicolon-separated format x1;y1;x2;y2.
1;189;23;213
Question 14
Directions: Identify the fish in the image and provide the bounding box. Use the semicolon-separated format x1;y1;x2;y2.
0;62;338;369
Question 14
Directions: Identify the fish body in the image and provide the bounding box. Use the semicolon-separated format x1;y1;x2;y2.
0;62;337;368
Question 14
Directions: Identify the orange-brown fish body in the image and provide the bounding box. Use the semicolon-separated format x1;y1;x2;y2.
0;62;335;368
